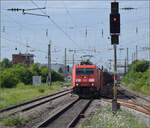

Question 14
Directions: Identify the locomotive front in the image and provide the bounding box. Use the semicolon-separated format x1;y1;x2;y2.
72;65;100;97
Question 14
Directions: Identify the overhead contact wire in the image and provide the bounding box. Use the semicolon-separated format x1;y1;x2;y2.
31;0;80;48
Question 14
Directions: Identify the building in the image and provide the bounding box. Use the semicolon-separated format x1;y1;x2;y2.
12;53;34;67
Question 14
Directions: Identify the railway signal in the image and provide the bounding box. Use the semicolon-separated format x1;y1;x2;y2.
67;65;70;72
110;13;120;34
110;2;120;35
110;2;120;45
111;35;119;45
110;1;120;113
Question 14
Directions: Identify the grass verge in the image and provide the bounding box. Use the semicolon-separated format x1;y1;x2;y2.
121;82;150;96
0;82;70;109
0;114;32;127
121;60;150;96
82;106;147;128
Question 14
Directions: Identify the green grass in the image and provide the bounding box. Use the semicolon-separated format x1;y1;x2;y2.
60;82;72;87
82;106;147;128
1;114;32;127
121;60;150;96
0;82;67;109
121;82;150;95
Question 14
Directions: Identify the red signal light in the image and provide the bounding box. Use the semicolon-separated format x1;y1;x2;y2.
113;17;117;22
110;13;120;34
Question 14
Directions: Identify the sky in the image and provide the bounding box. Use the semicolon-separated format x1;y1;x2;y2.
1;0;149;72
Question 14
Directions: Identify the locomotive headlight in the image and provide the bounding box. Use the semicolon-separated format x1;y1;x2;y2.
91;83;94;86
76;79;81;82
76;83;79;86
89;78;95;82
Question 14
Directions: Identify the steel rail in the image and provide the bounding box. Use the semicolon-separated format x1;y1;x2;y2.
21;90;72;112
67;99;92;128
101;98;150;115
118;89;150;112
102;98;150;111
117;99;150;112
117;87;150;113
36;98;80;128
0;89;72;113
36;98;92;128
118;86;150;103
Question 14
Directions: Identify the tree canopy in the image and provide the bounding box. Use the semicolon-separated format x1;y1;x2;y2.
0;58;64;88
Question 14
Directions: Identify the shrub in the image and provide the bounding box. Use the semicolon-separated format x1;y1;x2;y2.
121;60;150;95
135;61;149;73
2;114;29;127
13;64;32;85
38;88;45;93
51;70;64;82
40;66;64;82
40;66;48;83
29;63;41;76
0;68;19;88
0;60;64;87
58;67;63;73
0;58;12;69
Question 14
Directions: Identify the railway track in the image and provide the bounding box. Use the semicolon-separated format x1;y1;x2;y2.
101;98;150;115
0;89;72;116
118;85;150;112
36;98;92;128
118;85;150;103
100;84;150;115
101;85;150;116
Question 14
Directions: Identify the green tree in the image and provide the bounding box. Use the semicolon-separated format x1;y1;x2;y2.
40;66;64;82
40;66;48;83
135;61;149;72
13;63;32;84
51;70;64;81
0;68;19;88
0;58;12;69
0;62;64;88
121;60;150;95
58;67;63;73
29;63;41;76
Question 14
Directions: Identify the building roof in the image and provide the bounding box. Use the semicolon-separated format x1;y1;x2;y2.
12;53;34;57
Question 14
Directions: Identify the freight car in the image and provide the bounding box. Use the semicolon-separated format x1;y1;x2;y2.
72;61;103;98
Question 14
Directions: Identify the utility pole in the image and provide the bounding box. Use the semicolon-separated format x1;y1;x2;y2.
136;45;138;60
64;48;67;80
132;53;134;62
126;48;129;71
47;41;51;85
108;59;112;72
134;52;136;62
149;34;150;82
132;52;136;63
124;58;126;74
73;53;75;68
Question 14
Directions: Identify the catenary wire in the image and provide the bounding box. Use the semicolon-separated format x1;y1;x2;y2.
31;0;80;48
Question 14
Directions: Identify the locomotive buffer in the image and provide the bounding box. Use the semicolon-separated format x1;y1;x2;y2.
110;1;120;113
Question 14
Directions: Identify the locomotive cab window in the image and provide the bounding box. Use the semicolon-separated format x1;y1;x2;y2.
76;68;94;75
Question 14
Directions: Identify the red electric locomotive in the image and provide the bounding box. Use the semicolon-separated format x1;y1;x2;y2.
72;61;103;98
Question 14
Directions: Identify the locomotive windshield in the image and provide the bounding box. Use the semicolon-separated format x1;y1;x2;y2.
76;68;94;75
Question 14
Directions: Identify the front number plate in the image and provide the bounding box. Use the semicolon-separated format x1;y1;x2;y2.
83;79;87;82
